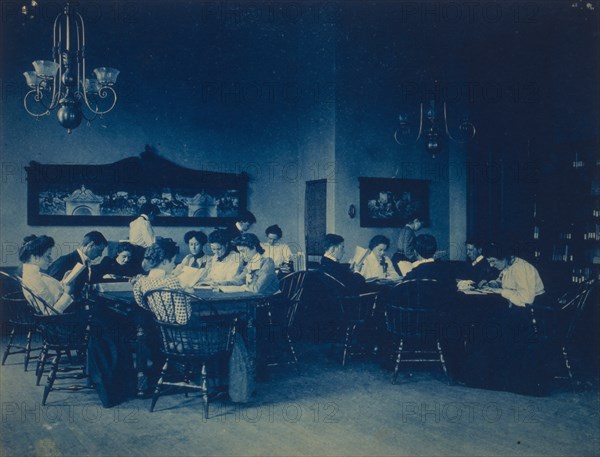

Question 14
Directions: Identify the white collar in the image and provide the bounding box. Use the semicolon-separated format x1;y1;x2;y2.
472;255;485;266
412;258;434;269
148;269;166;279
23;263;40;274
323;252;338;262
235;222;244;232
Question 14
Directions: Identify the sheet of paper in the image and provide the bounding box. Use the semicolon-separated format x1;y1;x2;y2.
218;285;249;293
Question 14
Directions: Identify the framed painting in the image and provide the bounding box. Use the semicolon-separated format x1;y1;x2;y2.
358;177;429;228
26;147;248;226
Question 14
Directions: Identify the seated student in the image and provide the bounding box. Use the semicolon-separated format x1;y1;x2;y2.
225;233;279;294
202;229;243;284
319;233;366;295
458;239;498;285
48;230;108;298
19;235;77;314
480;242;545;307
133;239;191;325
403;234;457;296
173;230;208;273
354;235;401;281
261;224;294;276
91;242;141;281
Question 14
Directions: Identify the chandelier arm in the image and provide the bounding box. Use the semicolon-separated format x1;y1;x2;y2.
394;103;425;145
82;87;118;115
415;102;424;142
443;102;476;144
24;90;51;118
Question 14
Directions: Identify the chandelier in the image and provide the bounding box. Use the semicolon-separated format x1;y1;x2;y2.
394;82;476;158
22;3;119;133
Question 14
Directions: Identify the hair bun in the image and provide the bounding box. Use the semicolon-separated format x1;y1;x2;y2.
23;235;38;245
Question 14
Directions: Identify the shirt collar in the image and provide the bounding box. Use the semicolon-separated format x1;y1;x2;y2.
472;255;485;266
412;258;434;269
23;263;40;274
323;253;337;262
148;269;166;279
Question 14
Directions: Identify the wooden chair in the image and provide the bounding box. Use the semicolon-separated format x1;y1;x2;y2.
143;289;238;418
530;279;598;389
381;279;450;385
17;280;91;405
0;271;42;371
319;272;379;366
261;271;308;371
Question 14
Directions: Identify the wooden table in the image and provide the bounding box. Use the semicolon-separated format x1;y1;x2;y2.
91;288;270;396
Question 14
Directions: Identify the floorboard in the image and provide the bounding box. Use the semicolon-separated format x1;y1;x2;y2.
1;335;599;457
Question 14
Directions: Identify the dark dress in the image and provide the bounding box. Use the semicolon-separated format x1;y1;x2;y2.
91;256;142;283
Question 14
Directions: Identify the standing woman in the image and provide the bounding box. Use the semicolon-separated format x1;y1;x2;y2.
228;233;279;294
355;235;400;281
19;235;76;313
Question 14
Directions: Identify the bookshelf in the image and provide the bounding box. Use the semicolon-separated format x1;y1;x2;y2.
533;141;600;284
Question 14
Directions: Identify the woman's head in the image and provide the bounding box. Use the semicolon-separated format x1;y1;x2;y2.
233;233;264;261
481;242;511;271
115;242;134;266
19;235;55;270
184;230;207;257
143;239;179;273
208;229;231;259
139;202;160;221
265;224;283;245
368;235;390;260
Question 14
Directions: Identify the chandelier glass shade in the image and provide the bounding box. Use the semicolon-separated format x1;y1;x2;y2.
22;3;119;133
394;98;476;158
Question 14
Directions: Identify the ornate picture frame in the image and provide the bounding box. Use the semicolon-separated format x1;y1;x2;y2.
26;148;248;227
358;177;429;228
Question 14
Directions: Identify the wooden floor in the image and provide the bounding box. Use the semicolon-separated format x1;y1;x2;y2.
1;335;599;457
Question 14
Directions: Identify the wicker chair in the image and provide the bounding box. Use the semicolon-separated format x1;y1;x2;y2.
143;289;238;418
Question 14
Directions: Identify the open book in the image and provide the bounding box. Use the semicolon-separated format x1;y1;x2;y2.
61;262;87;286
352;246;370;270
397;261;414;277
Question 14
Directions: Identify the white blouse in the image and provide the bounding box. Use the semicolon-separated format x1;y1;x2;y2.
260;242;293;267
356;252;400;281
22;263;73;314
203;251;242;283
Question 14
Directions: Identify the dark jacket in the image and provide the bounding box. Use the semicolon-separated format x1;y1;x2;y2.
319;256;366;296
403;260;458;303
48;251;90;297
